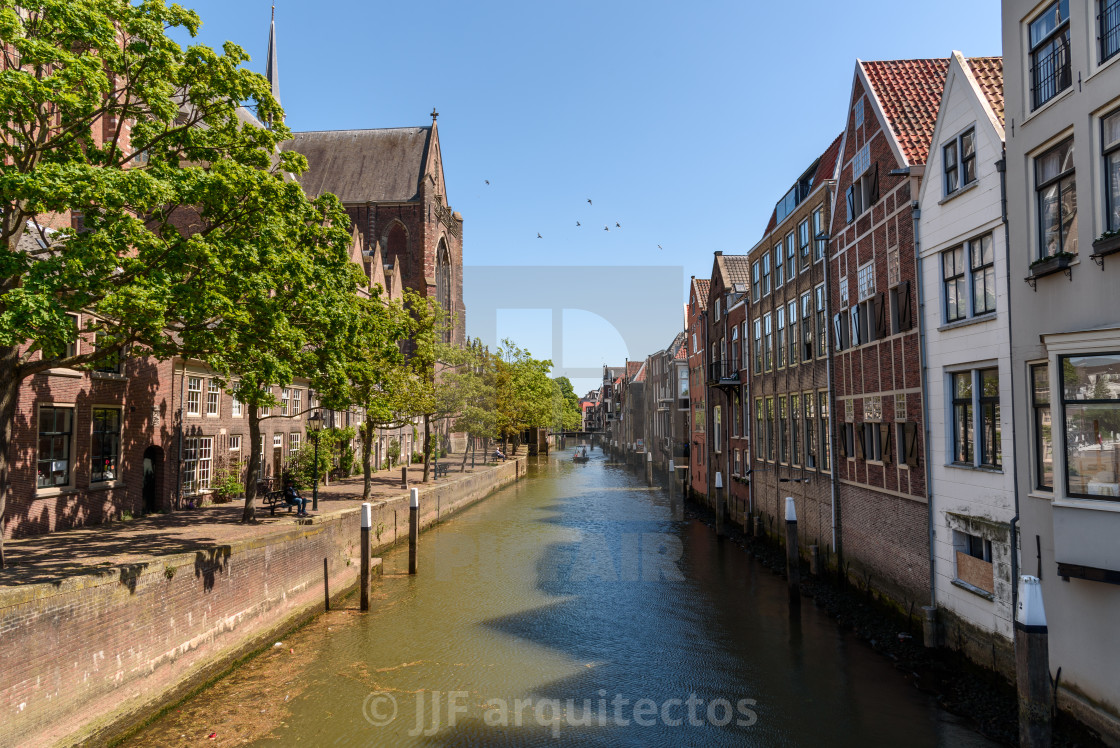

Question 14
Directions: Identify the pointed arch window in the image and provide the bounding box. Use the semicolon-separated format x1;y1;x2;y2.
436;239;453;343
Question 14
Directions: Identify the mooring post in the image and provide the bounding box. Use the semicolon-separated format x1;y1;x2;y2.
785;497;800;602
400;465;408;489
408;487;419;575
667;459;675;497
323;557;330;612
360;502;372;611
714;472;726;537
753;513;762;538
1016;575;1052;748
809;544;820;576
646;451;653;486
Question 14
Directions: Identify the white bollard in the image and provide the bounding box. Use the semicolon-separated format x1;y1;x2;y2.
408;488;419;575
360;502;372;610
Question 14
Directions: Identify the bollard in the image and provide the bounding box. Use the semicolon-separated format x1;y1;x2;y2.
922;605;938;648
714;472;726;537
646;452;653;486
408;487;419;575
323;557;330;612
400;465;408;489
809;544;820;576
668;460;675;497
785;497;800;602
1016;575;1052;748
360;503;372;611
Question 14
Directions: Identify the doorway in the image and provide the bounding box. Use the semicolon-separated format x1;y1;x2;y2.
142;445;164;514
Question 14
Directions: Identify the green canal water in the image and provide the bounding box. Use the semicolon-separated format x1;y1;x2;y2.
130;447;996;747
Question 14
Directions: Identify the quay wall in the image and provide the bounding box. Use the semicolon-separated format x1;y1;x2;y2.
0;456;527;747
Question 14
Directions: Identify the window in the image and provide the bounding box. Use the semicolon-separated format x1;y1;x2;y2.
91;408;121;482
861;422;883;462
805;393;817;469
763;314;773;372
779;396;788;463
890;281;913;334
289;432;301;454
953;530;994;594
812;209;825;262
774;245;784;288
1104;109;1120;233
713;406;722;453
979;368;1002;468
766;397;775;461
731;326;739;373
854;97;864;128
94;333;122;374
952;372;974;464
756;399;765;460
798;219;811;268
186;376;202;416
37;406;73;489
293;389;302;416
943;247;967;322
800;292;813;361
943;128;977;196
1103;0;1120;62
846;145;879;222
777;308;786;369
857;261;875;301
786;232;796;280
206;379;220;416
232;389;242;417
1032;364;1054;490
967;234;995;316
840;422;855;460
753;319;762;375
788;300;797;367
183;436;213;494
1030;0;1071;110
752;261;761;302
741;322;748;370
1060;353;1120;499
734;449;741;476
230;435;242;454
791;394;801;466
762;253;771;296
815;285;827;356
833;310;851;352
43;314;79;361
732;392;740;437
1035;137;1077;259
820;394;831;470
281;388;291;416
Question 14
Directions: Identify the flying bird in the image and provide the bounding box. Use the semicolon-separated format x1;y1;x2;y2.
603;226;609;231
485;179;490;185
616;222;621;228
658;244;663;250
537;233;543;239
576;221;581;227
587;199;593;205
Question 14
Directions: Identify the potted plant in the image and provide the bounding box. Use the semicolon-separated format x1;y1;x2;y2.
1029;251;1076;278
1092;230;1120;259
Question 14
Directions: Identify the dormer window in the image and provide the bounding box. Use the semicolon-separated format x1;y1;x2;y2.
944;128;977;196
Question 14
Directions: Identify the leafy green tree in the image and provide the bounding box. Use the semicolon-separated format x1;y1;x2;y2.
493;339;553;452
552;376;583;432
0;0;293;564
446;338;499;470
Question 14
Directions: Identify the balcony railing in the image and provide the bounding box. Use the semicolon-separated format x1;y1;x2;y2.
708;360;740;385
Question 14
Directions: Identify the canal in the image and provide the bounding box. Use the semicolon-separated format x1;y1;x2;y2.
128;447;996;747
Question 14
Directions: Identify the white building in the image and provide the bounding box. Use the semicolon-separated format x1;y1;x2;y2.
1003;0;1120;739
917;53;1016;671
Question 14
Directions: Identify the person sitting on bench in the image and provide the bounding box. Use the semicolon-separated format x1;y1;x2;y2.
281;473;308;516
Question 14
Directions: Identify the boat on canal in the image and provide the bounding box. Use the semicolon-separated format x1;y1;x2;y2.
573;446;590;462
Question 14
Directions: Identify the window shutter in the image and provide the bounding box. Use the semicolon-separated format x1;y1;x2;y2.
881;423;893;464
899;281;912;331
833;314;844;351
904;421;919;468
839;425;848;458
869;162;880;205
846;185;855;223
855;424;865;459
874;292;887;339
852;308;862;346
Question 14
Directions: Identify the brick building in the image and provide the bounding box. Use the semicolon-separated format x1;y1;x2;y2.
747;136;840;553
827;58;948;604
686;277;710;498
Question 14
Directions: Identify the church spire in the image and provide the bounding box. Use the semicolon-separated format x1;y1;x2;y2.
266;6;280;106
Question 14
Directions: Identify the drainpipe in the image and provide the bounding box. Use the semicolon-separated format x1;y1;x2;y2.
175;360;186;509
997;151;1022;618
820;225;842;562
912;200;938;622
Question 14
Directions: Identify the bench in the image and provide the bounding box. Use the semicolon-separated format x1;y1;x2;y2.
262;489;296;516
434;462;450;478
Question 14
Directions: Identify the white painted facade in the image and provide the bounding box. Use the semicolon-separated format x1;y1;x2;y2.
917;53;1015;642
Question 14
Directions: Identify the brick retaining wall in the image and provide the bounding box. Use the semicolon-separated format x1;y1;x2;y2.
0;456;526;747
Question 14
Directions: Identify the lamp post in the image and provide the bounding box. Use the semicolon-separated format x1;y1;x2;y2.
308;409;323;511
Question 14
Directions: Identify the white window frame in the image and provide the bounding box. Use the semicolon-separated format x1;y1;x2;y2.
186;376;202;417
206;379;220;416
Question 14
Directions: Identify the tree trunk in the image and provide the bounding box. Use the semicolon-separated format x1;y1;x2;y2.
361;421;374;500
0;349;20;569
422;413;431;482
460;436;470;472
242;405;261;523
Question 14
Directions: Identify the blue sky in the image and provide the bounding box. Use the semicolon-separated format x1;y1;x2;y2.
174;0;1001;395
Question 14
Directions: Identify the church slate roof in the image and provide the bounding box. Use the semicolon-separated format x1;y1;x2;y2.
282;127;431;203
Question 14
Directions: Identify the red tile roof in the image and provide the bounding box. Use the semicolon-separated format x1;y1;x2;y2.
861;58;950;166
967;56;1004;127
691;278;710;305
626;361;643;380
